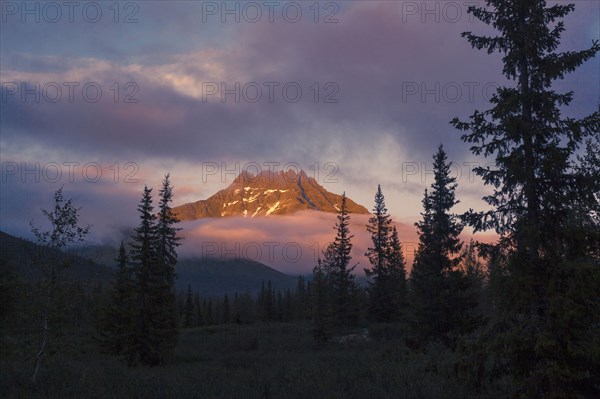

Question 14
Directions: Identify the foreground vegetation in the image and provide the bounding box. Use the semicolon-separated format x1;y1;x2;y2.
1;1;599;398
2;322;507;399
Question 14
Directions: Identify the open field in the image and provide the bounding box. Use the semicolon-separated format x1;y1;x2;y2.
1;322;489;399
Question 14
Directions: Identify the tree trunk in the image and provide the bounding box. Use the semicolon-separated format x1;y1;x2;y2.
32;286;50;383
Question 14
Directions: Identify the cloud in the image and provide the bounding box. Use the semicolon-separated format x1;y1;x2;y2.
1;0;596;245
177;210;419;275
5;1;596;165
0;174;141;244
176;209;497;275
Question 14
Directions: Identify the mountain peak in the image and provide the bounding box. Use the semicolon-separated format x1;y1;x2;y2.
173;169;369;220
231;169;309;186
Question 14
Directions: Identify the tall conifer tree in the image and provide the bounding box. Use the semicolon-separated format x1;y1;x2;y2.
125;177;181;366
151;174;181;363
329;193;358;325
101;242;136;363
409;145;472;346
386;226;407;318
452;1;600;395
129;186;157;365
365;186;406;322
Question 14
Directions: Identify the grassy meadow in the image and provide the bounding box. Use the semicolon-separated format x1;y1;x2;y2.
1;322;499;399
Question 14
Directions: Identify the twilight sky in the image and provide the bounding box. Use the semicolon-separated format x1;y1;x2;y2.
1;1;598;273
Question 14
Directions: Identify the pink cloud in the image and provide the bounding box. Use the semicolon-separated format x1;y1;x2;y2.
177;208;498;276
177;210;418;275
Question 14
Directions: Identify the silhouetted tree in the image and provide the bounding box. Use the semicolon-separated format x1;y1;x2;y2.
452;1;600;395
284;289;293;322
127;177;181;366
100;242;136;364
461;240;485;303
308;195;361;337
152;174;181;361
311;257;333;342
295;275;309;320
364;186;406;322
366;185;392;273
261;280;275;321
386;226;407;317
325;193;359;325
194;293;203;327
222;294;230;324
365;185;391;321
129;186;157;365
409;145;476;347
29;188;90;382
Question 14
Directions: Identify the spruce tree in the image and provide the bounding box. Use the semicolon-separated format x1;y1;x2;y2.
456;240;486;336
152;174;181;363
101;242;136;363
409;145;474;347
461;240;486;305
129;185;157;365
364;185;391;321
327;193;358;325
276;290;283;321
572;138;600;259
409;188;441;344
156;174;181;287
222;294;230;324
461;241;483;280
264;280;274;321
386;226;407;319
365;185;392;275
296;275;308;320
452;1;600;395
311;257;332;342
127;179;181;365
364;186;406;322
194;294;203;327
284;289;293;322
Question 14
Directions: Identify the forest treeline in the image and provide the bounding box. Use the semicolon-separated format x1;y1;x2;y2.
1;1;599;398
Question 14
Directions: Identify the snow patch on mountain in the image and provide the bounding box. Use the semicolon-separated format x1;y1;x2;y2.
266;201;280;215
172;169;369;220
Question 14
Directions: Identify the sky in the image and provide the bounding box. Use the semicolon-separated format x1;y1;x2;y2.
1;1;598;273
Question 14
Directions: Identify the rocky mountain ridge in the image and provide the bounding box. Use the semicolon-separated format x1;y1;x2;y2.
173;169;369;220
